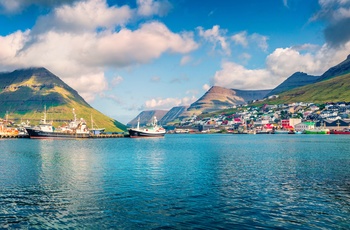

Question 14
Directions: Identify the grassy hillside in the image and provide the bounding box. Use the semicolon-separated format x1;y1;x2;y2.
265;72;350;104
0;68;127;132
8;102;127;132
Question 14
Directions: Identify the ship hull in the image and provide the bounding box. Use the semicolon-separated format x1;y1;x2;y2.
303;129;330;134
128;128;165;138
26;128;90;139
273;130;290;134
330;130;350;134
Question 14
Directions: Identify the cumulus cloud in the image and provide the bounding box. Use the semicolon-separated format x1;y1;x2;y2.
231;31;248;47
239;53;251;62
0;0;198;101
211;41;350;90
251;33;269;52
33;0;132;34
144;96;197;110
136;0;172;17
212;62;272;90
0;30;29;70
311;0;350;47
267;42;350;77
197;25;231;55
231;31;269;52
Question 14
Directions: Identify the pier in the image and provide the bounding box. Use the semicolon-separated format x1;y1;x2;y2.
89;133;125;138
0;134;29;138
0;133;126;139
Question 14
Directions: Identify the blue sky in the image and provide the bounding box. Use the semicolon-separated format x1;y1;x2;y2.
1;0;350;124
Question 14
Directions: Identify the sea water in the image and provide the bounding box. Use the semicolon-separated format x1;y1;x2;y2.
0;134;350;229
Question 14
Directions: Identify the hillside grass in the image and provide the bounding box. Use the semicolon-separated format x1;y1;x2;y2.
7;102;127;132
265;72;350;104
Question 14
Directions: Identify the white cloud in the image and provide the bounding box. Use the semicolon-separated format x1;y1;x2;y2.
292;43;320;52
67;72;108;102
231;31;248;47
211;41;350;90
231;31;268;52
202;84;211;91
33;0;132;34
212;61;272;90
239;52;251;61
0;0;21;13
136;0;172;17
266;42;350;77
150;76;161;82
0;0;198;102
251;33;269;52
180;55;191;65
197;25;231;56
0;30;29;70
111;76;123;86
310;0;350;46
144;96;197;109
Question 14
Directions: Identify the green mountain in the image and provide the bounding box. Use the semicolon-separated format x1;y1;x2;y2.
181;86;271;117
0;67;127;132
265;72;320;97
265;72;350;104
318;54;350;81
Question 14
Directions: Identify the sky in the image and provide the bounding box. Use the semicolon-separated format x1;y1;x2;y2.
1;0;350;124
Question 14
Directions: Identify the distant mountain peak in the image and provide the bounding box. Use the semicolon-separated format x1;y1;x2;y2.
181;85;270;117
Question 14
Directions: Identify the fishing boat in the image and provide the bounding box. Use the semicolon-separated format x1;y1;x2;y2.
89;114;105;135
273;129;290;134
303;128;330;134
128;116;165;138
0;112;21;137
25;107;90;139
330;128;350;134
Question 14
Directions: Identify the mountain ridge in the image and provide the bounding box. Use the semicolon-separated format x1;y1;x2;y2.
0;67;127;132
318;54;350;82
180;86;271;117
266;72;320;97
265;72;350;104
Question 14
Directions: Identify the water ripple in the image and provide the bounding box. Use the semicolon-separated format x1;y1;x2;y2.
0;135;350;229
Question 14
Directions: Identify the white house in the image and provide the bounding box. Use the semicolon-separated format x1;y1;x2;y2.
294;122;315;131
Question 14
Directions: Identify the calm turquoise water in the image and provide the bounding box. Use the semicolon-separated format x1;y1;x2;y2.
1;134;350;229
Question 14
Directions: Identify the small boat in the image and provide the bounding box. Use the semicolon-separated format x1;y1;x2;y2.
292;130;303;134
25;107;90;139
89;114;105;135
330;128;350;134
128;116;165;138
273;129;290;134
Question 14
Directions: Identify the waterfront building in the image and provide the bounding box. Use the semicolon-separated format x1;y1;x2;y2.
281;118;302;129
294;122;315;132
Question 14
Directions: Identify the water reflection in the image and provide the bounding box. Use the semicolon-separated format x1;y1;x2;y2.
1;135;350;229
